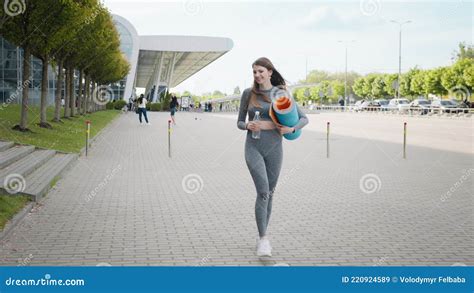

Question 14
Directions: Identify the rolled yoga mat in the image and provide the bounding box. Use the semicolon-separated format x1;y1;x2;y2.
269;95;302;140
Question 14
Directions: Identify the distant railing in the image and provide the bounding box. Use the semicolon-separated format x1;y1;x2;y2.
204;105;473;117
302;105;473;116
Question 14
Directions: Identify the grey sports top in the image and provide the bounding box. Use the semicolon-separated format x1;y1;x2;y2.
237;87;309;131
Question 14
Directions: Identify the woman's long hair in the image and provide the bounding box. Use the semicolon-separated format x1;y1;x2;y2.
249;57;286;108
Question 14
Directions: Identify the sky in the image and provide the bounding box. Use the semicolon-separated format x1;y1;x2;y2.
102;0;473;95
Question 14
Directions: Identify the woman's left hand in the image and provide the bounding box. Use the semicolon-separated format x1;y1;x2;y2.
277;125;294;135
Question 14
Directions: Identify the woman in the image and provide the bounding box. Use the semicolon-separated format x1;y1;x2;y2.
237;57;308;257
137;94;150;125
170;95;179;125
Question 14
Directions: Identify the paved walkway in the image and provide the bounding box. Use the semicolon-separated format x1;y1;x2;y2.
0;111;472;266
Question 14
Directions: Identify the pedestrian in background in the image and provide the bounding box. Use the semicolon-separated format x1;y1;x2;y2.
137;94;150;125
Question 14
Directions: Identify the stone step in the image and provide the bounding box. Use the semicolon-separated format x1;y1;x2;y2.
0;141;14;152
0;145;35;169
23;153;78;201
0;149;56;189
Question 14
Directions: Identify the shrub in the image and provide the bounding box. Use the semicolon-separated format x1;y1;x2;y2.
114;100;127;110
149;103;161;111
106;101;115;110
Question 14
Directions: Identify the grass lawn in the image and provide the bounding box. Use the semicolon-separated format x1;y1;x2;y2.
0;193;30;231
0;105;120;153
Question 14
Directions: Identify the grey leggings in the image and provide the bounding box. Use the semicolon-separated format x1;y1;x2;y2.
245;129;283;237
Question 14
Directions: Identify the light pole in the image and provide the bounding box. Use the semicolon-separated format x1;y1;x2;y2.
338;40;356;106
390;19;411;99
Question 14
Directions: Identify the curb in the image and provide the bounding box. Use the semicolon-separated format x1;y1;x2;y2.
0;201;34;241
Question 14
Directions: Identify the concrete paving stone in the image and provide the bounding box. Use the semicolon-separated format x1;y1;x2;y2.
0;112;472;266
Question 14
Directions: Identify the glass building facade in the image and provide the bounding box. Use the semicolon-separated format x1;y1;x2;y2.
0;36;64;106
0;22;131;106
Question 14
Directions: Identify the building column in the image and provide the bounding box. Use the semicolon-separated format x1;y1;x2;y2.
152;52;165;102
166;52;177;89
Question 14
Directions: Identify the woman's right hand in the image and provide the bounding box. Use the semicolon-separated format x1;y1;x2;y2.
246;121;260;131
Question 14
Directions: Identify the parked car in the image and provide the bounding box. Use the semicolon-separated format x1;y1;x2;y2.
353;100;366;112
409;99;431;115
365;100;382;111
388;98;411;112
449;100;470;113
430;100;459;113
374;99;389;111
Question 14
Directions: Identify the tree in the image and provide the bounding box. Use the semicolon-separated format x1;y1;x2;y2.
31;0;81;128
330;80;345;102
353;78;368;99
0;1;40;131
212;90;225;98
50;0;97;119
233;86;241;95
441;68;460;95
451;42;474;62
410;70;426;96
314;81;331;105
463;64;474;89
293;87;308;103
383;74;398;98
399;68;420;98
425;67;447;97
363;74;378;99
371;75;387;99
301;70;360;97
303;70;330;84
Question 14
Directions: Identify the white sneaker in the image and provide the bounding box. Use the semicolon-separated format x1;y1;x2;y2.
146;122;151;125
256;239;272;257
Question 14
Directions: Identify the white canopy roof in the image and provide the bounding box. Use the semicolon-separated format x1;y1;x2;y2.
136;35;233;88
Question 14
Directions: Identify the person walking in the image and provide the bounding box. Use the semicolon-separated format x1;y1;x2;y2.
170;95;179;125
137;94;150;125
237;57;309;257
128;96;133;112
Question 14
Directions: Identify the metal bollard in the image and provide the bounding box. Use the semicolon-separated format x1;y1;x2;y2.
403;122;407;159
85;120;91;157
168;119;171;158
327;122;330;158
